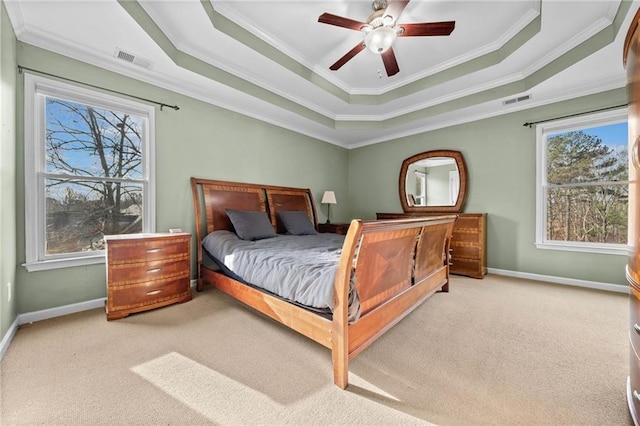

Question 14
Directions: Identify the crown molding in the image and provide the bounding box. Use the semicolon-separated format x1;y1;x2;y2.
15;22;626;149
3;0;26;38
522;16;613;78
7;0;630;150
347;74;626;149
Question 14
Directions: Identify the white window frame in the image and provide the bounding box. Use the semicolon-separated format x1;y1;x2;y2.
23;73;156;272
535;108;629;255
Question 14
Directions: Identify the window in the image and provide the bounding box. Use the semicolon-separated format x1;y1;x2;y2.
536;108;629;255
23;74;155;271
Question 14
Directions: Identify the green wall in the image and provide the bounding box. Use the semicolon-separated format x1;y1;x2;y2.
13;43;349;314
0;2;17;341
2;18;631;333
348;89;629;286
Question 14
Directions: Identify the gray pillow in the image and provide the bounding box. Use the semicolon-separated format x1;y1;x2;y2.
277;211;317;235
225;209;277;241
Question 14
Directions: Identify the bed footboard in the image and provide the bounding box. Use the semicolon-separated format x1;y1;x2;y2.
332;216;456;388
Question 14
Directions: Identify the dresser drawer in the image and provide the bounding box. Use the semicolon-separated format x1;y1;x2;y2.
107;237;190;264
108;258;190;285
630;282;640;351
452;226;482;243
450;256;485;278
455;215;483;230
450;241;481;259
107;276;190;311
630;344;640;419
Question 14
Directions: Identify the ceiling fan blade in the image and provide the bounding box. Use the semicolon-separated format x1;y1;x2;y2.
318;13;368;31
330;42;366;71
397;21;455;37
381;47;400;76
384;0;410;22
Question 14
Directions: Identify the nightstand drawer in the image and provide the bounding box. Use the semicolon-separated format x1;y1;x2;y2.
107;237;190;264
108;258;190;285
318;223;350;235
108;276;190;311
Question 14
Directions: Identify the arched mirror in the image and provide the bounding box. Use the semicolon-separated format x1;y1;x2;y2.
399;150;468;213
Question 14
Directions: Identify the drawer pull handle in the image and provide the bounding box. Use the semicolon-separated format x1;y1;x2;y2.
147;248;162;253
147;268;162;273
634;324;640;334
147;290;163;296
634;390;640;402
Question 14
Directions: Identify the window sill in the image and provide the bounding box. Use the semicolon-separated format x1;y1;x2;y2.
535;241;630;256
22;254;105;272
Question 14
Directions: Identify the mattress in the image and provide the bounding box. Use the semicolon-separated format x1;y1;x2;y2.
202;230;361;321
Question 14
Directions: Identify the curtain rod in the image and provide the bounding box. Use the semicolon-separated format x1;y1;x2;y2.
522;103;627;128
17;65;180;111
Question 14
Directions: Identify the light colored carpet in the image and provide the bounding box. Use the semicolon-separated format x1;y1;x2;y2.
0;274;633;425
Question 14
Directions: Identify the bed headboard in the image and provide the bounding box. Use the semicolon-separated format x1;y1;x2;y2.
190;178;319;261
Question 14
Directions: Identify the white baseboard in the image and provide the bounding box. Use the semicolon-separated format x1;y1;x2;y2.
17;279;198;326
18;297;106;326
0;317;19;362
487;268;629;294
16;279;199;327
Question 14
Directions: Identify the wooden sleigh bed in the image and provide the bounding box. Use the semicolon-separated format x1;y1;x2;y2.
190;177;457;389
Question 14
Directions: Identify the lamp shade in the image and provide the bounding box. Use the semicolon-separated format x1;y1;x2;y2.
365;26;397;54
321;191;337;204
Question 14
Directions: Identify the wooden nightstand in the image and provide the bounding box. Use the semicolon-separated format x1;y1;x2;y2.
318;222;350;235
104;233;192;320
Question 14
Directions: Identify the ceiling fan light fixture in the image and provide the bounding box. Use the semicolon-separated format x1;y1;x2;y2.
365;26;397;54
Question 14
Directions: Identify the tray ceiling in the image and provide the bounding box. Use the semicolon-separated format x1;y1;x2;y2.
4;0;637;148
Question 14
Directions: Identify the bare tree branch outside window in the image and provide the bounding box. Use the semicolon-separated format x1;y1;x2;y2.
45;97;144;255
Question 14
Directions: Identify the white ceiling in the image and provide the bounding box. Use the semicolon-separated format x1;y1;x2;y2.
4;0;638;148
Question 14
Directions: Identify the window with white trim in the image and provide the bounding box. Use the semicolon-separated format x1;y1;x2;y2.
536;108;629;255
23;74;155;271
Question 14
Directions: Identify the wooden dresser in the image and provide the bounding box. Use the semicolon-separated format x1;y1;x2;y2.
625;8;640;424
105;233;192;320
377;212;487;279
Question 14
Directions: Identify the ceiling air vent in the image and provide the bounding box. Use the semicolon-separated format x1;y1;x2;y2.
114;48;153;69
503;94;531;106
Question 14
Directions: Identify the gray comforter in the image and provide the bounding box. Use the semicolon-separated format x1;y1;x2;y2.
202;230;361;321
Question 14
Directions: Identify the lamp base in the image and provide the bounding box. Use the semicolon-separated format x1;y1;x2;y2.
325;220;331;224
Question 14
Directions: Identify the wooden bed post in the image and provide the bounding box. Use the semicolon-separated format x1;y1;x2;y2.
332;219;362;389
441;233;453;293
190;178;206;292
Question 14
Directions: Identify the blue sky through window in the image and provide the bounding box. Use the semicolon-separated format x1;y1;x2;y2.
45;96;143;178
549;122;628;152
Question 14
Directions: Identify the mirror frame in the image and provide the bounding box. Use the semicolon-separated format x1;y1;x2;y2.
399;149;468;213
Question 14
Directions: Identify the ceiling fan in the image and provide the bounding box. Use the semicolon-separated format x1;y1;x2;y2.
318;0;455;77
